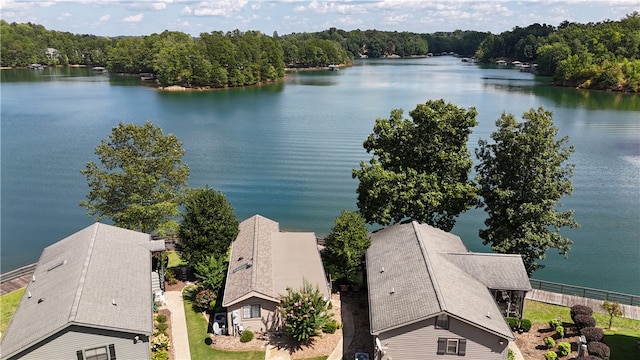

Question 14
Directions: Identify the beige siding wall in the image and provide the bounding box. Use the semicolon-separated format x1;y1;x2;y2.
375;317;508;360
9;326;149;360
226;298;279;334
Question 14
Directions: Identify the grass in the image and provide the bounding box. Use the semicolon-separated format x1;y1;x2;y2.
167;250;187;268
523;299;640;360
182;289;265;360
0;288;25;334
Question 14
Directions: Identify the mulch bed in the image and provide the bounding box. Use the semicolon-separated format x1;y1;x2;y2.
515;323;581;359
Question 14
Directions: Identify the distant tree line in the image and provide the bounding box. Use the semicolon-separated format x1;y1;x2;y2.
3;13;639;91
475;12;640;92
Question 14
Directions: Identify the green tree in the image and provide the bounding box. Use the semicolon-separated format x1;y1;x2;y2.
193;254;227;293
475;107;579;275
177;187;239;265
81;121;189;235
353;99;479;231
601;300;624;329
277;279;332;342
323;210;370;283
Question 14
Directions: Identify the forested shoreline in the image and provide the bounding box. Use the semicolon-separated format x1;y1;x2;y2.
2;13;639;91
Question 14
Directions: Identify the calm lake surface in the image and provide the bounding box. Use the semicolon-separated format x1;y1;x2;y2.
2;57;639;295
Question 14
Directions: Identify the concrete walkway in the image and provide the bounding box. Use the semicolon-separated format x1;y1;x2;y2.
165;291;191;360
509;341;526;360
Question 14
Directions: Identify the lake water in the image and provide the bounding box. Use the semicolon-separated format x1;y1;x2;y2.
1;57;639;295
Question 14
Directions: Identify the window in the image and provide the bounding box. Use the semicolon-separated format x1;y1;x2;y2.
436;314;449;329
437;338;466;356
446;339;458;354
76;344;116;360
243;304;260;319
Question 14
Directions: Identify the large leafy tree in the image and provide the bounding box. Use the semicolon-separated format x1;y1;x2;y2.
353;99;479;231
193;254;227;293
81;121;189;235
475;107;579;275
177;187;239;265
323;210;370;283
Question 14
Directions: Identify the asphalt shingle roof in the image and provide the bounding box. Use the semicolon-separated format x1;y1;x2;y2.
222;215;329;307
366;221;527;339
1;223;159;359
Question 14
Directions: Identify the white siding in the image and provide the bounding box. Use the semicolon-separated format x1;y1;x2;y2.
376;317;508;360
8;326;150;360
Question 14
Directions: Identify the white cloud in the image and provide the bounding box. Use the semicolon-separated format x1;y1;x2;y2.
191;0;249;17
152;2;167;10
97;14;111;24
122;13;144;23
57;12;72;20
181;6;192;15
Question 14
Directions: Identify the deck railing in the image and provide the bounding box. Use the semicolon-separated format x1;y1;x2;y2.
529;279;640;306
0;263;37;283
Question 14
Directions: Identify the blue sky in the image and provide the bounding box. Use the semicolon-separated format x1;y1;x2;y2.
1;0;638;37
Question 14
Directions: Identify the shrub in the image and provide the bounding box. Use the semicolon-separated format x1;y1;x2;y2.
155;314;167;323
156;322;168;333
165;268;178;285
240;329;254;343
520;318;532;332
549;318;561;329
587;341;610;360
322;319;340;334
506;317;520;330
152;333;170;351
570;304;593;321
574;314;596;330
507;349;515;360
545;350;558;360
555;325;565;338
193;289;217;312
152;349;169;360
278;279;332;341
544;336;556;349
581;327;604;342
557;342;570;356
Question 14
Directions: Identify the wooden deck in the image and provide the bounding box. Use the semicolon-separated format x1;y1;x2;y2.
0;263;36;296
526;289;640;320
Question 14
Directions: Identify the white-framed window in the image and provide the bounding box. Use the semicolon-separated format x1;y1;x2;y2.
77;344;116;360
243;304;260;319
446;339;458;354
435;314;449;329
437;338;466;356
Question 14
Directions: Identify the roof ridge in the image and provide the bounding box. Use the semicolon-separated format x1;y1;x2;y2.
68;223;100;322
251;216;260;290
412;221;446;312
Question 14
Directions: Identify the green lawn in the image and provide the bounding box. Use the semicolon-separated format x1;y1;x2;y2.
167;250;187;268
182;292;265;360
524;300;640;360
0;288;25;334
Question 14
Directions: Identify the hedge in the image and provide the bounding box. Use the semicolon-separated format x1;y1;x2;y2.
570;304;593;321
574;314;596;330
587;341;610;360
581;327;604;342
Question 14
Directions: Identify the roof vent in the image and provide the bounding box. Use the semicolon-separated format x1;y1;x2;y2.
32;274;36;282
390;287;395;294
38;298;45;304
112;298;117;306
486;312;491;319
380;266;385;273
28;291;32;298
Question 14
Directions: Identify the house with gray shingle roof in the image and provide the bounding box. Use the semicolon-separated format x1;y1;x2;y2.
0;223;164;360
222;215;330;335
366;220;530;360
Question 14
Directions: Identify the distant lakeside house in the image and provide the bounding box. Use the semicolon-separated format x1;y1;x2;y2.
0;223;165;360
221;215;330;335
366;220;531;360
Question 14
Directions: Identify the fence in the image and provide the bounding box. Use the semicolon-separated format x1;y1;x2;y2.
529;279;640;306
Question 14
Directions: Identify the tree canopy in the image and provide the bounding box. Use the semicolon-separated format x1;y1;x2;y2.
322;210;370;283
353;99;478;231
177;187;239;266
80;121;189;235
475;107;578;275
